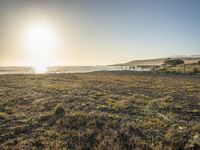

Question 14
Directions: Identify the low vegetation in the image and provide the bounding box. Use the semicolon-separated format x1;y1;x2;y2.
163;58;185;66
0;72;200;149
193;67;199;73
54;103;66;117
158;63;200;74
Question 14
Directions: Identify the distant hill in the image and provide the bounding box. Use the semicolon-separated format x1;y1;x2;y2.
112;55;200;66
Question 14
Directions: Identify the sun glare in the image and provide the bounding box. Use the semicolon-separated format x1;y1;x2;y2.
34;66;48;74
26;25;56;50
24;23;57;69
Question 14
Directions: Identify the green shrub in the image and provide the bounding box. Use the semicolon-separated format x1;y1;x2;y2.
97;104;108;110
108;114;124;120
160;68;167;72
193;67;199;73
54;103;65;117
159;68;171;74
0;112;7;120
107;98;128;110
132;94;152;101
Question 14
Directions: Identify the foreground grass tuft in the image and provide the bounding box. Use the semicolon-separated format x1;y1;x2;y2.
54;103;65;117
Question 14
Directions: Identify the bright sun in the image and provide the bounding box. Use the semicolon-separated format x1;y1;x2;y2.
24;24;57;73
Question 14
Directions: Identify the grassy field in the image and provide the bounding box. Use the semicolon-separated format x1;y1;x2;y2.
0;72;200;149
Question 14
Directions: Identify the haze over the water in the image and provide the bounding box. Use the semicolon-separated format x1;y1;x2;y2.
0;0;199;66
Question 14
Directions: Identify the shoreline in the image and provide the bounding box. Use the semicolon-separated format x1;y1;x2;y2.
0;70;199;78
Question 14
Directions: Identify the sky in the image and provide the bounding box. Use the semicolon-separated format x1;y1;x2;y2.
0;0;200;66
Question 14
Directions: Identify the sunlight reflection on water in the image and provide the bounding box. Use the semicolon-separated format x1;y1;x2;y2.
34;66;48;74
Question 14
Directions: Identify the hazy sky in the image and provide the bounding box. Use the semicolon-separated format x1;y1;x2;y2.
0;0;200;66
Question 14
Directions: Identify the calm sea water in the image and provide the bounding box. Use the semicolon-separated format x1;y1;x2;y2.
0;66;150;74
0;66;119;74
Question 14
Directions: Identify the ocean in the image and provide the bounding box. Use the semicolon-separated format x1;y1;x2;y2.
0;66;120;74
0;66;151;74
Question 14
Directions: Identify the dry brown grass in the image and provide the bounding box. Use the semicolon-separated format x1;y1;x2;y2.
0;72;200;149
